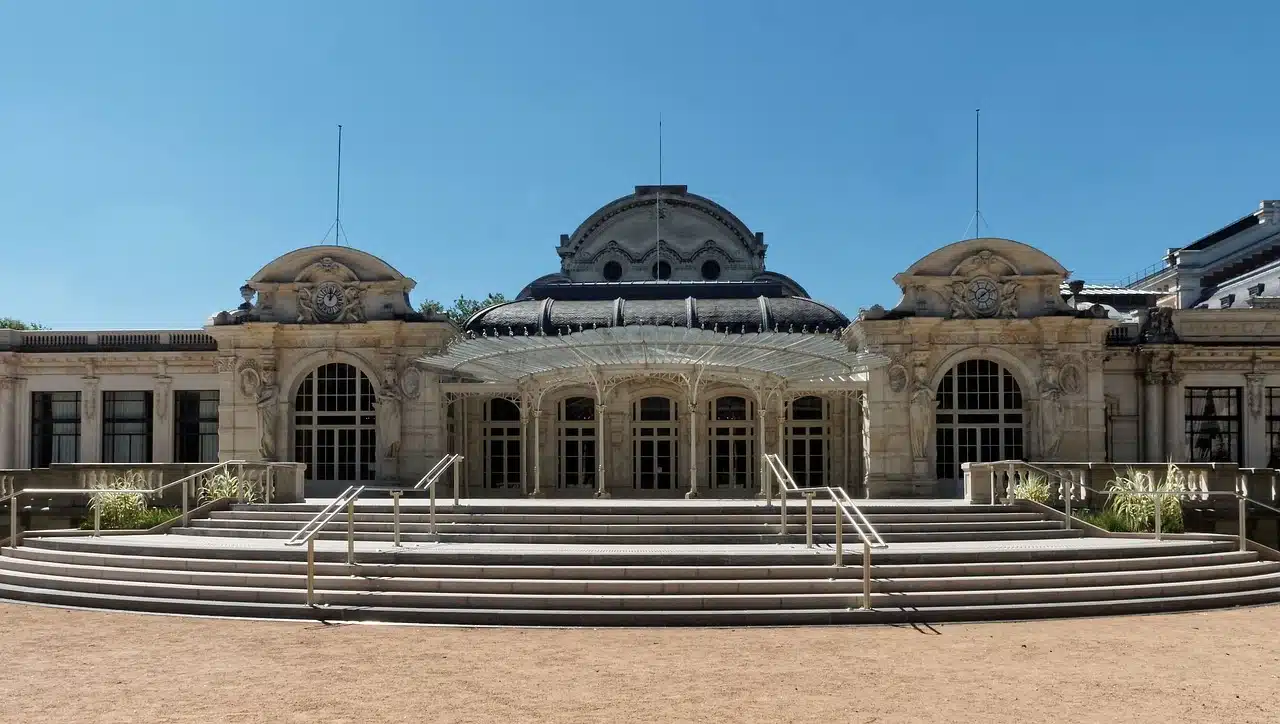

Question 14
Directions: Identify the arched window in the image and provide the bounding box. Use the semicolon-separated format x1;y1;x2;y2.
293;363;377;482
484;398;522;490
708;396;754;489
557;396;596;488
632;396;678;490
786;396;827;486
934;360;1024;484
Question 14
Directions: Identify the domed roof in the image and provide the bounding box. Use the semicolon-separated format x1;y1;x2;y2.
464;280;847;336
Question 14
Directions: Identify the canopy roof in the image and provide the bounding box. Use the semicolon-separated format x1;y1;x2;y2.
416;326;886;385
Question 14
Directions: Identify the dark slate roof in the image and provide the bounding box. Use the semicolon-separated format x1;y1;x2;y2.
466;280;848;336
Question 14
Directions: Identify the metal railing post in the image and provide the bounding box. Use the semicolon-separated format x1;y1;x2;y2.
805;494;814;549
265;465;274;505
834;509;843;567
346;501;355;567
93;504;101;537
182;477;190;527
429;477;438;540
780;483;788;535
1239;495;1248;553
1063;477;1072;529
306;538;316;606
392;491;402;547
10;493;18;548
453;458;461;507
1006;462;1015;503
861;540;872;610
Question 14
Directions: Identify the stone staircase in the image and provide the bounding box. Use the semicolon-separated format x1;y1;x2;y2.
1;498;1279;625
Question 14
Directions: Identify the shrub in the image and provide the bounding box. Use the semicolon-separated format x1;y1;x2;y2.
1076;508;1128;532
1012;473;1053;505
87;471;150;530
80;506;183;531
198;471;260;504
1104;464;1187;534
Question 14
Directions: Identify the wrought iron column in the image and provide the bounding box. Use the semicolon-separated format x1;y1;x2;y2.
531;407;544;497
685;404;699;499
595;404;610;498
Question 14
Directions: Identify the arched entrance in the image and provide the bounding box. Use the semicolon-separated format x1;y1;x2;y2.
934;359;1024;488
557;396;597;490
293;362;378;484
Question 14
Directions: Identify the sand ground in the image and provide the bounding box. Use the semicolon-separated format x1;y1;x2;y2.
2;603;1278;724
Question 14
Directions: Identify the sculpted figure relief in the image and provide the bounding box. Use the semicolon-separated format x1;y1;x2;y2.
908;380;934;460
376;371;403;462
1040;388;1065;459
256;377;278;460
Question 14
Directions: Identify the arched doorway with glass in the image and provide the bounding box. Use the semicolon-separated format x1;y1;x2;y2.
293;362;378;488
557;396;597;490
785;395;828;487
706;395;755;492
632;396;679;492
483;398;522;491
934;359;1025;496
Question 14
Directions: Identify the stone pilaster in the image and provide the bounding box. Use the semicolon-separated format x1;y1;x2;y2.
1142;371;1163;462
0;377;15;469
1163;372;1184;462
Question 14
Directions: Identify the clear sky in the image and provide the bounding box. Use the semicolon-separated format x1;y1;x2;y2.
2;1;1277;329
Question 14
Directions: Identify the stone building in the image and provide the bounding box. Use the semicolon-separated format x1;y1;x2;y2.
2;187;1278;498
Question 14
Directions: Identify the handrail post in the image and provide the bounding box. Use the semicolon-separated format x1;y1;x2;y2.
94;504;101;537
430;476;438;541
804;494;814;549
861;540;872;610
1238;495;1248;553
392;491;402;547
1154;491;1162;541
264;465;273;505
780;483;788;535
306;538;316;606
1063;477;1072;530
182;477;190;528
834;508;843;567
10;493;18;549
346;500;355;567
453;457;461;507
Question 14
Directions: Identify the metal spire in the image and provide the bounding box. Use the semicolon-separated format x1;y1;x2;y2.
655;113;663;278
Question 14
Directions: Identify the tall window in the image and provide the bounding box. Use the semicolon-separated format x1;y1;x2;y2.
707;396;754;489
174;390;219;463
633;396;679;490
557;397;596;488
30;391;80;467
1267;388;1280;468
484;398;522;489
1186;387;1241;463
293;363;377;482
103;391;153;463
934;360;1024;482
786;396;827;487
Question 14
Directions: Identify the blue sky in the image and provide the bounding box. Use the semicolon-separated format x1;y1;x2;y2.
2;1;1277;329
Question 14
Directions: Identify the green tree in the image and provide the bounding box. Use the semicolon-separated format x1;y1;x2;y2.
0;318;48;330
419;293;508;326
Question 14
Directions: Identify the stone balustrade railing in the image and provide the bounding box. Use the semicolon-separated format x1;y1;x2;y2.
961;460;1276;508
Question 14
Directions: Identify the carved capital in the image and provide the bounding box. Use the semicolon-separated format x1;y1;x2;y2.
1164;371;1184;386
1246;373;1265;418
1143;370;1163;386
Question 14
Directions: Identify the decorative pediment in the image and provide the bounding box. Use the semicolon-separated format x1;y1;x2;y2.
887;238;1074;320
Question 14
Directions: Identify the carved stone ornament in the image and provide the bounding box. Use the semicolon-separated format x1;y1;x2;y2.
399;365;423;399
948;276;1019;320
1246;374;1265;418
215;357;237;374
1059;362;1083;396
82;376;100;423
887;365;909;394
154;375;172;424
297;281;366;324
238;362;263;397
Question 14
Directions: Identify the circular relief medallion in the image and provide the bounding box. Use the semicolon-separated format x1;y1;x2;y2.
965;277;1001;317
313;281;345;322
1060;363;1082;396
887;365;908;393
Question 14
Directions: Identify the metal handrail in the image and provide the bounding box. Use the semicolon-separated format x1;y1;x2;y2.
3;460;287;547
761;453;884;610
283;455;464;606
995;460;1280;553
